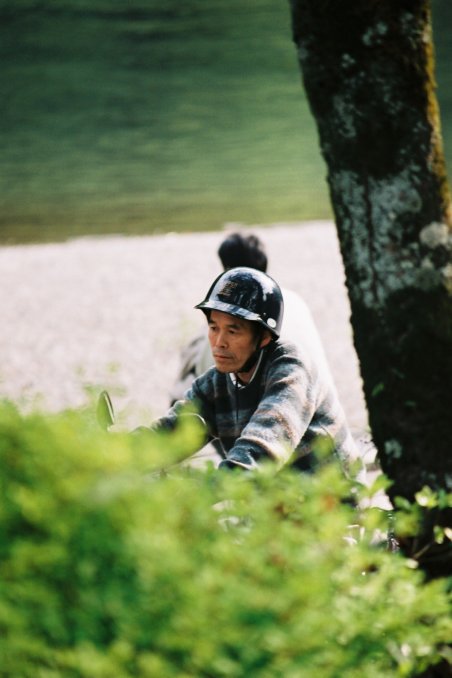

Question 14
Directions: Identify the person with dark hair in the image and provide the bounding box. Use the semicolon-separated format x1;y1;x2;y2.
149;267;359;474
218;232;268;272
169;232;336;407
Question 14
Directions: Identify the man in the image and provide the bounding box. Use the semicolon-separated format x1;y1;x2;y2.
169;231;335;404
154;267;359;474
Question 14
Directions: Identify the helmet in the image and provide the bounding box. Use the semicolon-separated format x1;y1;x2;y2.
195;266;284;338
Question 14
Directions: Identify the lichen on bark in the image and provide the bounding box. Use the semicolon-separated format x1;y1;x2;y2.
329;167;452;310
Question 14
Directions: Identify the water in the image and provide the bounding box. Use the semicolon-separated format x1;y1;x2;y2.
0;0;451;244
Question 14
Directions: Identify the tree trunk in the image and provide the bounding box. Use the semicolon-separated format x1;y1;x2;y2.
289;0;452;579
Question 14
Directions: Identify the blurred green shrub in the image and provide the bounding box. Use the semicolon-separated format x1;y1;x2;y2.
0;400;450;677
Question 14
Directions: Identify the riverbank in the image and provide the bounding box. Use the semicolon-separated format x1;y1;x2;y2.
0;221;368;439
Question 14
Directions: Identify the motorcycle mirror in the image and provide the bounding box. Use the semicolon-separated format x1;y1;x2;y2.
97;390;115;430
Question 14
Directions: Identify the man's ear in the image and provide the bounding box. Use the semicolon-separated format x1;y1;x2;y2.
259;330;273;348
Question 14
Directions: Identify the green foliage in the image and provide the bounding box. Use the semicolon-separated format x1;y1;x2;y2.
0;399;450;677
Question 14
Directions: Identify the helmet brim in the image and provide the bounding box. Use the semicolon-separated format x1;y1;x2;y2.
195;300;279;337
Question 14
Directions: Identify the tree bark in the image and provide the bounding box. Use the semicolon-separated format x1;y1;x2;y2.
289;0;452;578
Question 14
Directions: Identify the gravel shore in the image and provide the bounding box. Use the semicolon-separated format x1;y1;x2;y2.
0;221;368;436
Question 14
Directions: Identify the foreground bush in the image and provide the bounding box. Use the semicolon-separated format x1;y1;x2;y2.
0;400;450;677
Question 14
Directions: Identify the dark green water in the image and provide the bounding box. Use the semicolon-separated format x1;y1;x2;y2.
0;0;451;244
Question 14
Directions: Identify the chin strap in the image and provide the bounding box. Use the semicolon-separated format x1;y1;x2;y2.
237;349;261;375
236;328;268;375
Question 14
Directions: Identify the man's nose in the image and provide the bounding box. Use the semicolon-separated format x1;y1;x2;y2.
215;330;228;347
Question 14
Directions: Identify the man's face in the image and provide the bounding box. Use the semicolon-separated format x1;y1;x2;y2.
207;310;269;375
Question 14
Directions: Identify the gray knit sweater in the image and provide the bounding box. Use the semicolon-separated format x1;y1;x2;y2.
155;339;358;473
